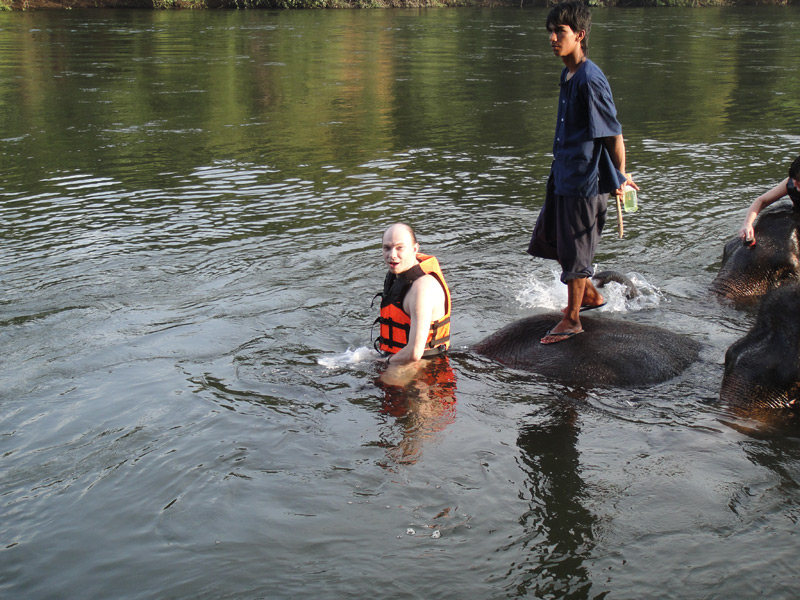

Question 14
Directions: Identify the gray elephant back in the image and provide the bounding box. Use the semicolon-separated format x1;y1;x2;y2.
473;313;700;388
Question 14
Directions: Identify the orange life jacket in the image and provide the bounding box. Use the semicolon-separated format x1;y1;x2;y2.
373;254;451;357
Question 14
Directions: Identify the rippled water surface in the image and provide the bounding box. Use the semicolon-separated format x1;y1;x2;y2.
2;6;800;598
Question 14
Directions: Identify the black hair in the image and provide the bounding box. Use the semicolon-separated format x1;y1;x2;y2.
546;1;592;55
790;156;800;180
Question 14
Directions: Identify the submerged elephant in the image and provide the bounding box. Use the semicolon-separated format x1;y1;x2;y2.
473;312;700;388
711;204;800;301
721;283;800;410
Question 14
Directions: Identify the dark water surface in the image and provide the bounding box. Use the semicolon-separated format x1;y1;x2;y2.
2;6;800;598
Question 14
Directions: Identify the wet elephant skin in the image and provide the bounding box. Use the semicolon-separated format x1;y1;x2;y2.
711;204;800;301
721;283;800;410
473;313;701;388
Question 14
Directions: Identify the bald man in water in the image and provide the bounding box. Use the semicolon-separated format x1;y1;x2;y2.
374;223;451;366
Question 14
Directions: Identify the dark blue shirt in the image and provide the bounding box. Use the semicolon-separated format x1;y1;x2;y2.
552;59;625;198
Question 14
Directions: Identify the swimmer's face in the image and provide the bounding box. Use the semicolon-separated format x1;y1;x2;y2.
382;226;419;275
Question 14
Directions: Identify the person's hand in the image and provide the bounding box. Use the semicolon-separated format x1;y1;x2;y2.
615;173;638;198
379;360;419;387
739;224;755;245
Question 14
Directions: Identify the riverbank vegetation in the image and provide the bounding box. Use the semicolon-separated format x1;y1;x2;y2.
2;0;798;10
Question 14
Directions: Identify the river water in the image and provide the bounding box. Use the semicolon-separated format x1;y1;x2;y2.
2;6;800;598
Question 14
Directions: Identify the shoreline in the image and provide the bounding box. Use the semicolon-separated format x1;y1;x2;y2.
2;0;798;10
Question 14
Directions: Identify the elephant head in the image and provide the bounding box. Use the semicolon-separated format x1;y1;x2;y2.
711;204;800;301
720;283;800;409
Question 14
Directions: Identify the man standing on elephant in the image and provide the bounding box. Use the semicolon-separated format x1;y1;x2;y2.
527;0;637;345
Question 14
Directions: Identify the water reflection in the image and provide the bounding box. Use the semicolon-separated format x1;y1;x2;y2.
374;356;457;465
507;399;595;598
3;6;800;598
722;406;800;439
733;428;800;527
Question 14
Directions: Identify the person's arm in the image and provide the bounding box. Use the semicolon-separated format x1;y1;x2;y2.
386;275;443;366
603;134;638;196
739;177;790;242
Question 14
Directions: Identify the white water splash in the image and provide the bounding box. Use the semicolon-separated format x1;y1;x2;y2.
515;269;567;311
623;271;664;311
318;346;376;369
515;268;663;313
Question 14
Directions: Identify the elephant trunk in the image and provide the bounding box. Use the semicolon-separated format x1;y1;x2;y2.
710;270;772;299
719;372;793;410
592;270;639;299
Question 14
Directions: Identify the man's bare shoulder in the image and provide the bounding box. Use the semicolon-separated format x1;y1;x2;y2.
405;273;446;319
411;272;444;295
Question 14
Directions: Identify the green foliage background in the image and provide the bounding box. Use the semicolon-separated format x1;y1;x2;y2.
3;0;799;10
